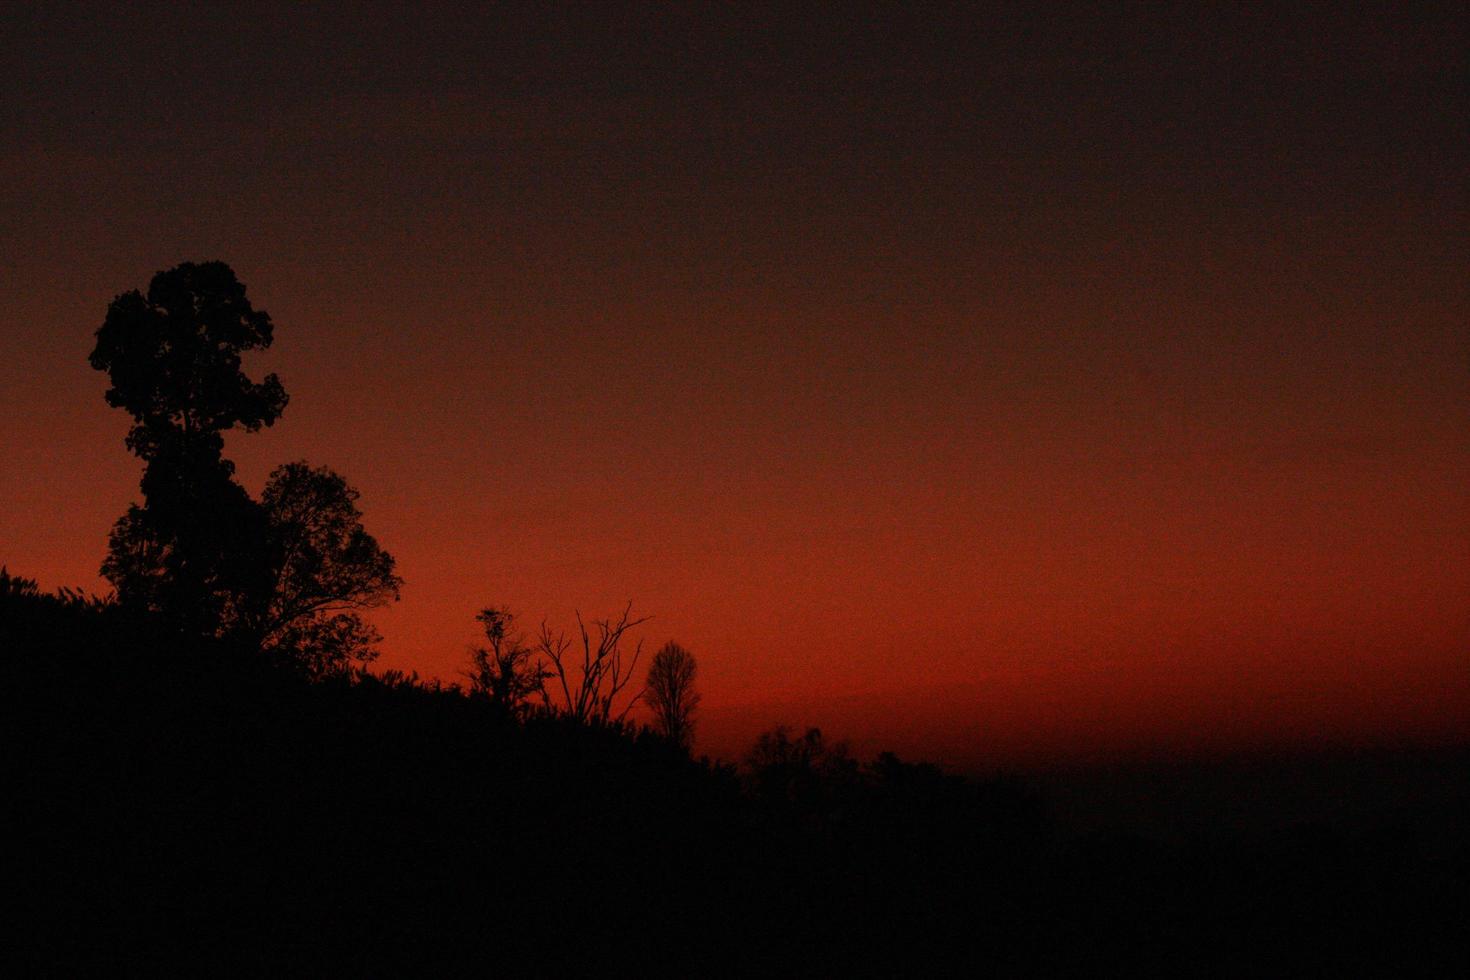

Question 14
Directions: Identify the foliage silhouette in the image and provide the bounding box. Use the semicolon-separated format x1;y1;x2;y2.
645;641;701;750
89;260;287;455
90;261;286;636
89;262;399;671
745;725;859;809
464;605;546;717
247;461;402;677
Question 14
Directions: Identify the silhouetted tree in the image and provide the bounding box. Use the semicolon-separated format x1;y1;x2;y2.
535;603;648;724
245;462;402;677
645;641;700;750
90;261;286;635
89;262;398;669
465;605;546;717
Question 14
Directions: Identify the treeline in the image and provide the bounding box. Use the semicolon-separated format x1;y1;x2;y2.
4;570;1051;973
9;569;1466;973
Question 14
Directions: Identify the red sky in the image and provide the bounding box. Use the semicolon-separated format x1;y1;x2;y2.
2;4;1466;767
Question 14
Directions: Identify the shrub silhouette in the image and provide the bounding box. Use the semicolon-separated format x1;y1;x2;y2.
745;725;859;809
464;605;547;717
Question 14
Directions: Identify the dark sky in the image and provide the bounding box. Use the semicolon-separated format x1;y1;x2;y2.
3;2;1466;765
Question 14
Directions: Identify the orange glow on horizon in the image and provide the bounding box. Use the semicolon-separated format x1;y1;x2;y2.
2;4;1465;768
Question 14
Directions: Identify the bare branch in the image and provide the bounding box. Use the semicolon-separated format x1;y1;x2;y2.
530;603;651;725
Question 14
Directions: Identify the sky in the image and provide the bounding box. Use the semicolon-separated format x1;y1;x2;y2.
2;2;1466;767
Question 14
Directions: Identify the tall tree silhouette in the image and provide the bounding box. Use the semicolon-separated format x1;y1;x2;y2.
90;262;398;666
90;261;286;635
645;641;700;750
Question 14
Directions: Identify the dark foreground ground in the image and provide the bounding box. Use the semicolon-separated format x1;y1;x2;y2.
6;579;1467;975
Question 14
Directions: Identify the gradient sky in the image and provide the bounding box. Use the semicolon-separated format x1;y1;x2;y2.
2;3;1466;766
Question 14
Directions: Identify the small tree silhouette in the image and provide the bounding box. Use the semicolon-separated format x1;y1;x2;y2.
534;603;648;724
645;641;700;750
465;606;546;717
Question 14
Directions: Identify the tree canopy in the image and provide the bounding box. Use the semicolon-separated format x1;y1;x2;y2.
465;606;547;717
250;462;402;676
89;260;287;464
